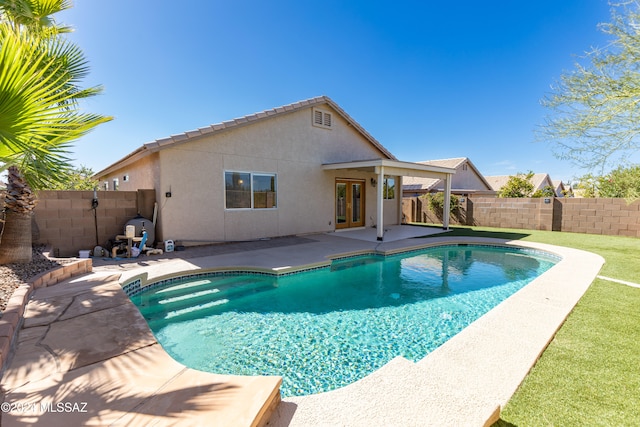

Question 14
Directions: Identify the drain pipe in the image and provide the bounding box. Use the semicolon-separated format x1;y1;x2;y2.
91;187;99;246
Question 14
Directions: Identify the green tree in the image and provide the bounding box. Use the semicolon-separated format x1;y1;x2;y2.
574;173;598;198
0;1;111;263
48;165;100;190
531;185;556;198
498;172;535;198
423;192;459;219
539;1;640;173
597;164;640;199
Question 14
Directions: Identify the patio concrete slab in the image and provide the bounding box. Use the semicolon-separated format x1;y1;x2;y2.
1;274;281;427
116;364;282;427
23;280;128;328
329;224;448;242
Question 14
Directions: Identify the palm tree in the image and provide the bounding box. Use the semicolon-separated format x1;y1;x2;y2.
0;1;111;263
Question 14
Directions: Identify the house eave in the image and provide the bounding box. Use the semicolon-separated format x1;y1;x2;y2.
93;146;150;179
322;159;455;178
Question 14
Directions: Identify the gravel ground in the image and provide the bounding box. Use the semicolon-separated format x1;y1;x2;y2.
0;246;64;312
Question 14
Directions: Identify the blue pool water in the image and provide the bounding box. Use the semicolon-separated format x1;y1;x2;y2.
130;245;558;397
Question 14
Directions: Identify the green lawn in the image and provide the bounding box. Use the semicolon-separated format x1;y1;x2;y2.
427;225;640;426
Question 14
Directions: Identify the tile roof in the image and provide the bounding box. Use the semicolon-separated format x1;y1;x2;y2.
403;157;493;193
484;175;512;192
402;176;440;191
95;96;396;178
418;157;468;169
485;173;553;192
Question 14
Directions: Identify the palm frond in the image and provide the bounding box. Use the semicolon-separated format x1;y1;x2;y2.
0;21;112;189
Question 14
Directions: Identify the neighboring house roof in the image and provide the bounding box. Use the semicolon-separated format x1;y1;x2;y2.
552;180;567;196
532;173;554;190
485;173;554;193
402;157;494;193
484;175;511;192
95;96;396;178
402;176;439;192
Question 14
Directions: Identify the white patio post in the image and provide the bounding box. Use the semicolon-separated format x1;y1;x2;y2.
443;173;451;230
376;166;384;240
397;175;403;224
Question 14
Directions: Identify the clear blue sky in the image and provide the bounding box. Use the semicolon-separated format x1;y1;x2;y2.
60;0;615;183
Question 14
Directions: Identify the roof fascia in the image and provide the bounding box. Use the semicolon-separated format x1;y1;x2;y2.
93;146;149;179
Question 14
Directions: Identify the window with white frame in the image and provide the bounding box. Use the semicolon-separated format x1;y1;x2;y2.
225;171;277;209
383;176;395;199
113;178;119;191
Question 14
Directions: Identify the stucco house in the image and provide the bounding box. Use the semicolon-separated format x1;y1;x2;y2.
94;96;455;243
402;157;495;198
552;180;571;197
485;173;557;196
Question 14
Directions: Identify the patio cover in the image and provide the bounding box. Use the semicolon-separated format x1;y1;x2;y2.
322;159;456;240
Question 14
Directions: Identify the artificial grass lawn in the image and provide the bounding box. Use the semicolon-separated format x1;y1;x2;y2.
497;279;640;426
427;226;640;426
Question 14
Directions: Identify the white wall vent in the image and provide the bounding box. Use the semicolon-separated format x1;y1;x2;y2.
312;107;333;129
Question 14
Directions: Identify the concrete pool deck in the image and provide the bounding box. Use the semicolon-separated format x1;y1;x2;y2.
0;226;605;426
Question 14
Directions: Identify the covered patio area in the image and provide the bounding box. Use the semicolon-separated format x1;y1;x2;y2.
322;159;455;241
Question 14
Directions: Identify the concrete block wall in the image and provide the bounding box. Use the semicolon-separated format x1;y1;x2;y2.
557;198;640;237
403;196;640;238
33;190;154;257
402;197;469;226
470;198;554;231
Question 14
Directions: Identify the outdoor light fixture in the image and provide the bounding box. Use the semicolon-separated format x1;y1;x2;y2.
370;178;377;187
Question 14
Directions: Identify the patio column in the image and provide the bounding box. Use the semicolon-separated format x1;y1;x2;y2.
443;173;451;230
376;166;384;240
397;175;403;223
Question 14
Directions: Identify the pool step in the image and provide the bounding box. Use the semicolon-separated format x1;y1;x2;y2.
330;256;383;271
140;279;276;314
140;280;278;324
141;275;273;302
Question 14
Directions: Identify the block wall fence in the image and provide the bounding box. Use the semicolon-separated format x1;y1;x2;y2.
2;191;637;258
402;196;640;238
29;190;156;257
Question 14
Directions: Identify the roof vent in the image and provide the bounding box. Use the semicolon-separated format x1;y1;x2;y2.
312;107;332;129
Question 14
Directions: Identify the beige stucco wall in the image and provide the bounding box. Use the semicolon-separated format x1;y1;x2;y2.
106;104;399;243
99;152;159;192
451;165;490;192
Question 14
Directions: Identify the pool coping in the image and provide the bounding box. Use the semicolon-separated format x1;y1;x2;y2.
0;234;605;426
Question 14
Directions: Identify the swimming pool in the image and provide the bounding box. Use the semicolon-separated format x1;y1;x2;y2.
130;244;558;397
